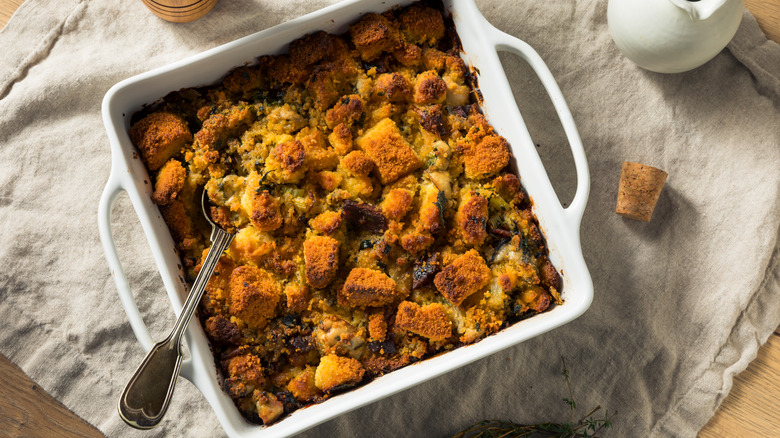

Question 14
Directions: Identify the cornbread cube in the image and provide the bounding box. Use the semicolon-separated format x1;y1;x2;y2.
381;188;413;221
248;191;283;232
129;112;192;171
349;13;401;61
368;312;388;341
314;354;365;391
328;123;353;155
356;118;421;184
289;31;333;67
413;70;447;105
339;268;399;307
266;139;305;183
455;190;489;246
434;249;491;306
309;210;343;236
287;366;320;402
373;72;412;102
398;5;445;45
304;235;340;289
458;134;511;180
325;94;366;129
152;159;186;205
228;266;281;329
394;301;452;341
194;104;254;149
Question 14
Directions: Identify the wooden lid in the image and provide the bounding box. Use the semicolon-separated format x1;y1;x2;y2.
141;0;219;23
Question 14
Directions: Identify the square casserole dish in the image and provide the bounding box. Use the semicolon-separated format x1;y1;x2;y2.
98;0;593;436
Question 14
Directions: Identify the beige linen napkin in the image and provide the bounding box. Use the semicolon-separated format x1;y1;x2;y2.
1;0;778;437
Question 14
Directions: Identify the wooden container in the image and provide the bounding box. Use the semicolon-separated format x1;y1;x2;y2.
141;0;218;23
616;161;667;222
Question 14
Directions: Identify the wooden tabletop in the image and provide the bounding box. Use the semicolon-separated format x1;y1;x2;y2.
1;0;779;436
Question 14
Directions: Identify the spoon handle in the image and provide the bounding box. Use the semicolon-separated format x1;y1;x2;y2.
117;228;234;429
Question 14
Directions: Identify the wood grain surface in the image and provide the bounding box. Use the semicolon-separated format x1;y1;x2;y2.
0;1;778;437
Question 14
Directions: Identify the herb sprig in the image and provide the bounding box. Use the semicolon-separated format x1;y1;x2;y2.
452;357;615;438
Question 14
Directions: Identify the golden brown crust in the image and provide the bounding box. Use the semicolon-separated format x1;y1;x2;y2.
304;236;340;289
413;70;447;105
328;123;353;155
152;159;186;205
339;268;399;307
455;191;488;246
434;249;491;306
381;188;413;221
398;5;445;46
373;73;412;103
289;31;333;67
458;134;511;180
310;211;343;235
129;112;192;171
285;283;310;313
368;312;388;341
341;150;375;177
349;13;401;61
491;173;524;206
227;353;266;389
314;354;365;391
195;105;254;149
356;118;421;184
539;258;562;292
394;301;452;341
325;94;366;129
273;140;305;174
287;366;320;402
228;266;281;328
204;315;241;345
159;199;194;245
249;191;283;231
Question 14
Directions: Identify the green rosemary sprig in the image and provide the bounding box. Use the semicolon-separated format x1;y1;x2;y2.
452;357;616;438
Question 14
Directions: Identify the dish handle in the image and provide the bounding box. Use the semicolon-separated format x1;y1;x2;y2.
98;170;195;379
486;27;590;229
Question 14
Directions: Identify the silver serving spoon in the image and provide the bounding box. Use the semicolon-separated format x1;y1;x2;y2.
118;190;234;429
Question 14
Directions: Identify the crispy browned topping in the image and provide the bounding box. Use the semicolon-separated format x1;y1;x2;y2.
195;105;254;148
325;94;366;129
394;300;452;341
228;266;281;328
339;268;399;307
287;366;320;402
491;173;524;205
381;188;413;221
458;134;511;180
289;31;333;67
356;118;421;184
328;123;353;155
398;4;445;45
341;150;375;177
159;200;194;245
374;72;412;102
304;235;340;289
309;210;343;235
249;191;283;231
456;191;488;246
205;315;241;346
368;312;388;341
413;70;447;104
315;354;365;391
434;249;491;306
349;13;401;61
151;159;186;205
129;112;191;171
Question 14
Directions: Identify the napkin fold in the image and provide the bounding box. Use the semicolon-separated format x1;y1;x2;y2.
0;1;778;437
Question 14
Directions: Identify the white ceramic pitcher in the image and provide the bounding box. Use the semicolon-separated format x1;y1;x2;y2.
608;0;744;73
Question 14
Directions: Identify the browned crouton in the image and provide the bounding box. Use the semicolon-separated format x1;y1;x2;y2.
314;170;343;191
398;5;445;46
413;70;447;105
289;31;333;67
159;199;194;245
204;315;241;346
434;249;491;306
373;72;412;102
195;104;254;149
400;233;435;255
328;123;353;155
394;301;451;341
519;285;552;313
422;48;446;72
491;173;525;206
458;134;510;180
258;54;311;85
223;65;264;95
314;354;365;391
349;13;401;61
227;353;266;388
339;268;399;307
285;283;310;313
368;312;387;341
307;61;359;110
341;150;374;177
356;118;421;184
304;236;340;289
267;139;305;182
539;257;561;292
129;112;192;171
249;191;283;231
455;191;488;246
152;159;186;205
325;94;366;129
381;188;413;221
392;41;423;67
228;266;281;328
412;104;444;136
287;366;320;402
310;210;343;235
298;127;339;171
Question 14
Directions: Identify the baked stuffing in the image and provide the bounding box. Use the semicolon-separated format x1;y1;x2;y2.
129;0;562;425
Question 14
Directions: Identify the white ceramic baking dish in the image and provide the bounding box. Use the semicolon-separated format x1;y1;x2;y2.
98;0;593;436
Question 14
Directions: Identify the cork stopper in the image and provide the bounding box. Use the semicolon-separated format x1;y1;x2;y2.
141;0;219;23
616;162;667;222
